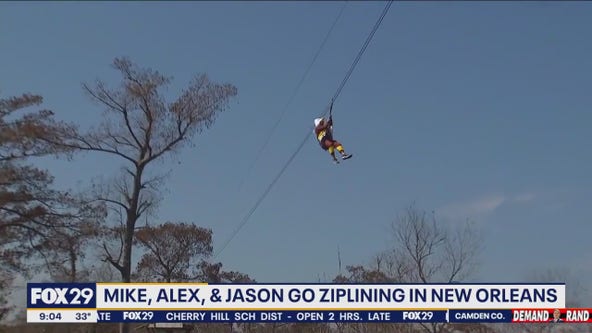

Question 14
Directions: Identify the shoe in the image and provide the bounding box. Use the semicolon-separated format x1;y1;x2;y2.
342;153;352;160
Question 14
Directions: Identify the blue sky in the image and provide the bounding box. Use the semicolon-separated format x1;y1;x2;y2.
2;1;591;302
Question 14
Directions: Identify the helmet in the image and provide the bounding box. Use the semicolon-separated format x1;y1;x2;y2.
314;118;323;127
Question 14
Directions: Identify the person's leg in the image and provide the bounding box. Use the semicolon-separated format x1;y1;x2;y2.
328;146;338;163
324;140;339;163
332;140;352;159
332;140;346;155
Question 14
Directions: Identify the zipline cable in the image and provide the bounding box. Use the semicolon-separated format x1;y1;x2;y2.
214;0;394;259
237;2;349;191
330;0;393;104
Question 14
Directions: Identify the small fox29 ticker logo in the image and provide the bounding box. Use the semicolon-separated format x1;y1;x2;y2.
30;287;94;305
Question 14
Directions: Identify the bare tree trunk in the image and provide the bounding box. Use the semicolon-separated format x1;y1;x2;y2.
69;245;77;282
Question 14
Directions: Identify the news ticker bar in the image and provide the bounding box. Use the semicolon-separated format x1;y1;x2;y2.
26;309;592;324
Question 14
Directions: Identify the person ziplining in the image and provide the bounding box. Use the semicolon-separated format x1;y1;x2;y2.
214;0;393;258
313;102;352;164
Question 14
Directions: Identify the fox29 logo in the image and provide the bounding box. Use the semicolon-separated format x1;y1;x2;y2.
27;283;96;308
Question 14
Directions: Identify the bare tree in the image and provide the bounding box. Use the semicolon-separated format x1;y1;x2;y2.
90;261;118;282
190;259;255;333
1;93;67;273
333;264;392;283
526;267;588;308
387;205;482;333
332;263;415;333
39;58;237;333
119;220;253;333
0;269;13;324
0;92;104;279
134;222;213;282
332;205;481;333
390;205;481;284
0;92;74;159
36;218;101;283
197;261;254;283
40;57;237;288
